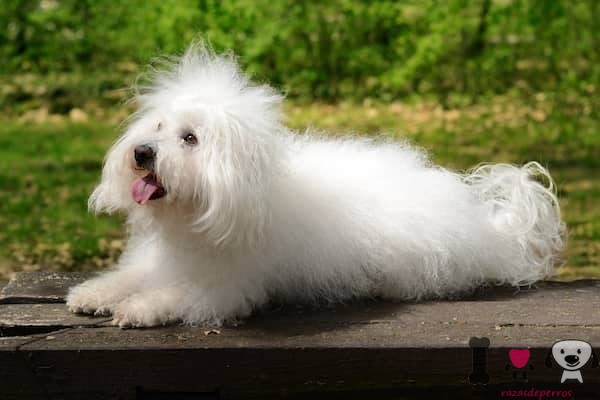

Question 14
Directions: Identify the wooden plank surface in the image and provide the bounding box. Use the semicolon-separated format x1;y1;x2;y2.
1;272;600;399
0;271;90;304
0;303;111;337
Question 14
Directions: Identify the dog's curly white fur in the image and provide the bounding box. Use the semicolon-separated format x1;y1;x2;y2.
67;44;566;328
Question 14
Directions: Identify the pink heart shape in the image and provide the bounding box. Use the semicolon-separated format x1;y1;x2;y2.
509;349;530;369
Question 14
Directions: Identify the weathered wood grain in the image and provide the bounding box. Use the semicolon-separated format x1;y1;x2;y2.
0;303;111;337
0;271;90;304
1;272;599;399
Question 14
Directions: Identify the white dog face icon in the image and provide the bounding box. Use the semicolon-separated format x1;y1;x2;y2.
546;340;598;383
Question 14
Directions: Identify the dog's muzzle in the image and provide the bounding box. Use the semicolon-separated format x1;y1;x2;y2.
131;144;166;204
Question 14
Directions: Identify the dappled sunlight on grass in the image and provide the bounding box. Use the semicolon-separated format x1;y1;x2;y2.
0;122;125;279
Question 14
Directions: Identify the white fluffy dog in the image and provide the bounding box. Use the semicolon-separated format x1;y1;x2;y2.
67;44;566;328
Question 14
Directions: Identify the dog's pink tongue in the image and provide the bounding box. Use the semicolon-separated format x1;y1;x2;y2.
131;177;159;205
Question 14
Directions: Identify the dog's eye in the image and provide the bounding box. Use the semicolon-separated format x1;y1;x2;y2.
560;349;565;354
182;132;198;146
577;349;581;354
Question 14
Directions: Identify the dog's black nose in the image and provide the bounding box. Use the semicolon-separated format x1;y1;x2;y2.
134;144;156;169
565;355;579;364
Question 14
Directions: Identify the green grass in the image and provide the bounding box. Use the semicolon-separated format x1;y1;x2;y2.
0;122;124;277
1;96;598;280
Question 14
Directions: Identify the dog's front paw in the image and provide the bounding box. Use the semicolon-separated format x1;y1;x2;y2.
66;283;117;316
111;296;171;328
66;284;102;314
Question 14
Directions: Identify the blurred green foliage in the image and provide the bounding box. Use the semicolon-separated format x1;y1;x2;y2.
1;99;599;279
1;0;598;101
0;1;598;279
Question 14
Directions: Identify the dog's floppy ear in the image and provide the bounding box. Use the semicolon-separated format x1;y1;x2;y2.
191;104;282;249
544;349;554;368
89;131;138;214
591;348;599;368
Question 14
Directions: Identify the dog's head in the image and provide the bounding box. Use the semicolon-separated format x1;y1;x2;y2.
89;43;284;248
545;340;598;371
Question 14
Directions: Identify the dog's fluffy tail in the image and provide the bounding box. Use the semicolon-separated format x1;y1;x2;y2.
464;162;566;285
